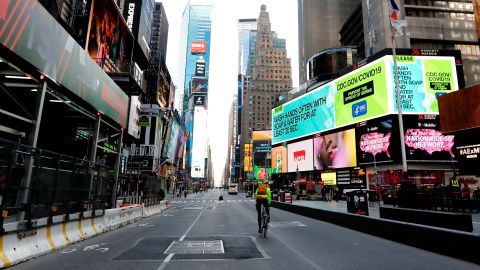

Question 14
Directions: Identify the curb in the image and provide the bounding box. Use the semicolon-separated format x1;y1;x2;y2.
271;201;480;265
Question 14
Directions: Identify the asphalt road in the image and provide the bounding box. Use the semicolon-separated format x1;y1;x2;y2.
12;190;478;270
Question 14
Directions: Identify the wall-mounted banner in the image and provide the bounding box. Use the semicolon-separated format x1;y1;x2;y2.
287;139;313;172
272;145;287;173
272;55;458;145
314;129;357;170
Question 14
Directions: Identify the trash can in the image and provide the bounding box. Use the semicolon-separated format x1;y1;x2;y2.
284;192;292;203
280;191;285;202
346;190;369;216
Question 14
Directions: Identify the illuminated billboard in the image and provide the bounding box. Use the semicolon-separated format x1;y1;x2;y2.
127;96;141;139
252;130;272;167
287;139;313;172
191;77;208;93
123;0;153;58
272;55;458;144
244;144;253;172
0;0;129;126
403;115;455;161
191;107;208;178
87;0;134;70
355;117;398;165
272;145;287;173
191;41;207;54
314;129;356;170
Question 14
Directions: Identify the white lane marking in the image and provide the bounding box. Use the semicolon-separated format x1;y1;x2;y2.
157;208;206;270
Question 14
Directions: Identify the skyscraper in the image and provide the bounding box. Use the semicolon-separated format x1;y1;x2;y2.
241;4;292;167
176;3;213;181
298;0;361;85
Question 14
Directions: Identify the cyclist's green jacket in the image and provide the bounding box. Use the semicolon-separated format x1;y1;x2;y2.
255;186;272;205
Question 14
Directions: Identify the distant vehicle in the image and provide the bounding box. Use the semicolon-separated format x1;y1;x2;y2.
228;184;238;195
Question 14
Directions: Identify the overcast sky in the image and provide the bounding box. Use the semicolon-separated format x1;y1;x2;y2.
158;0;299;186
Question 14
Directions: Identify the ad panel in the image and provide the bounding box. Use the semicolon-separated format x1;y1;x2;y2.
454;129;480;175
164;118;179;161
191;107;208;178
127;96;141;139
272;145;288;174
244;144;253;172
272;55;458;145
195;62;206;77
313;129;357;170
137;0;154;57
0;0;128;126
321;172;336;186
87;0;134;69
191;77;209;93
287;139;313;172
191;41;207;54
252;130;272;167
334;59;388;126
403;115;455;161
193;95;206;106
392;56;458;114
355;117;399;165
272;84;335;144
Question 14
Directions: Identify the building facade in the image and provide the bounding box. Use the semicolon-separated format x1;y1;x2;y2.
176;4;213;183
240;5;292;182
298;0;361;85
355;0;480;87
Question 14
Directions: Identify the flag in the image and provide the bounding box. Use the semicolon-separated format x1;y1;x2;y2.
387;0;406;37
387;0;400;21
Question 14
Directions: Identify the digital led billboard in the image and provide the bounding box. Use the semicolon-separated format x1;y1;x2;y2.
252;130;272;167
272;145;287;173
191;106;208;178
127;96;141;139
87;0;134;69
287;139;313;172
314;129;357;170
191;77;208;93
191;41;207;54
355;117;399;165
272;55;458;144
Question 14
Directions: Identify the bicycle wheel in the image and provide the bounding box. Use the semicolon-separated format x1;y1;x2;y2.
261;205;268;238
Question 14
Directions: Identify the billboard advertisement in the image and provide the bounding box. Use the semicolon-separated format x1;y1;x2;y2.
355;117;399;165
392;56;458;114
272;55;458;145
191;77;209;93
193;95;206;106
403;115;455;161
454;129;480;175
163;117;179;161
272;145;288;174
244;144;253;172
195;62;206;76
127;96;141;139
191;41;207;54
123;0;153;56
0;0;128;126
252;130;272;167
87;0;134;69
313;129;357;170
287;139;313;172
191;107;208;178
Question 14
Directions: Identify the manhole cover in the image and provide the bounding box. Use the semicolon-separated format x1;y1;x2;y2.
182;207;204;210
269;221;306;228
164;240;224;254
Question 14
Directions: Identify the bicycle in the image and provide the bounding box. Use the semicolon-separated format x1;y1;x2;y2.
260;204;269;238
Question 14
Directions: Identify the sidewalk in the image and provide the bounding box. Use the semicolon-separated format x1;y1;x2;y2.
289;199;480;234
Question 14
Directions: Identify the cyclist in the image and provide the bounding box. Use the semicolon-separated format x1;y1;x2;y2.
255;179;271;233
